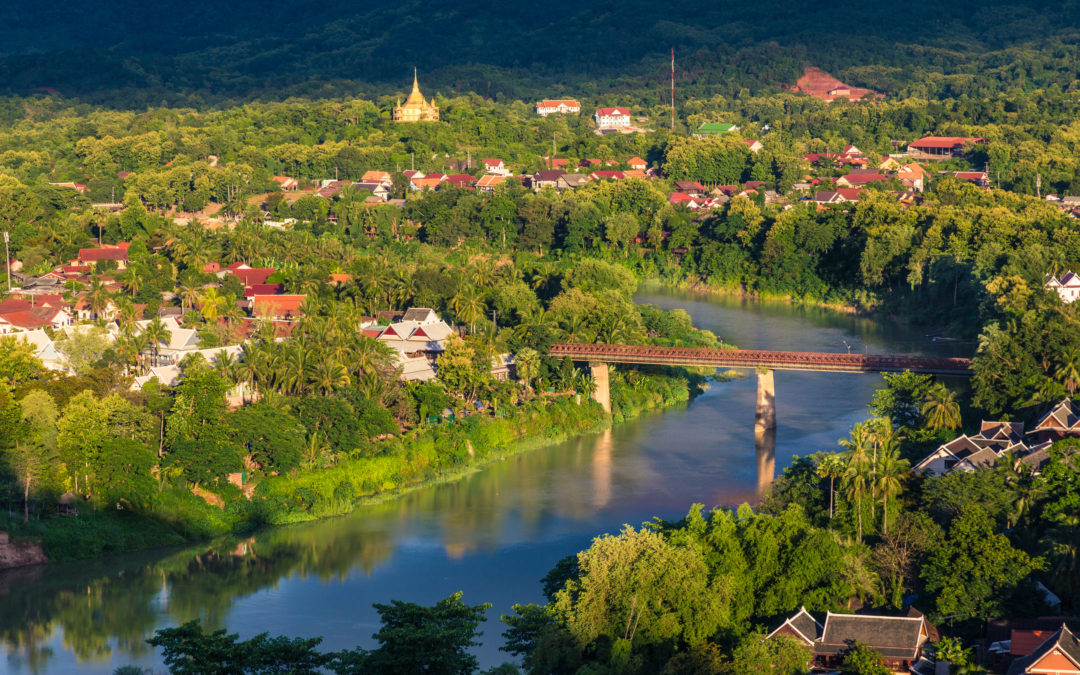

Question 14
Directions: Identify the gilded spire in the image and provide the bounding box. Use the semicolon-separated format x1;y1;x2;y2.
412;67;419;94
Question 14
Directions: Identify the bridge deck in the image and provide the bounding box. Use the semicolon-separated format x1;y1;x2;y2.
549;343;972;376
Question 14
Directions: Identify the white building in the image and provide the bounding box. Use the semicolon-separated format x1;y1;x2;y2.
594;107;631;129
535;99;581;116
1047;272;1080;303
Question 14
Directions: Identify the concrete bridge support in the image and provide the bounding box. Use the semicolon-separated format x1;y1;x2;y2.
589;362;611;414
755;369;776;495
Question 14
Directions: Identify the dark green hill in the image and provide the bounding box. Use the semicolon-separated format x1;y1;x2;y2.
4;0;1080;106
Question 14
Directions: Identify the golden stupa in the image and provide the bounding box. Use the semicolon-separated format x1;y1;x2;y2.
393;68;439;122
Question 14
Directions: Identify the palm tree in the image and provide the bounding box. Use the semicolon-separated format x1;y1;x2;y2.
922;383;962;432
199;287;228;323
178;283;201;316
816;454;846;519
1057;348;1080;396
450;288;486;333
85;279;112;321
215;352;238;386
874;448;910;534
309;360;350;396
843;452;871;542
143;317;172;366
515;348;541;396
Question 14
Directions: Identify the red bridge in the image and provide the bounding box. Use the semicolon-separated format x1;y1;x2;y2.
549;343;973;376
550;342;972;495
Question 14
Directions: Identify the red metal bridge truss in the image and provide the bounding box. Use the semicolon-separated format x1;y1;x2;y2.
549;343;973;376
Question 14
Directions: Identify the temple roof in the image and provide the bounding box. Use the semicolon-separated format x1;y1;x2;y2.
404;68;429;107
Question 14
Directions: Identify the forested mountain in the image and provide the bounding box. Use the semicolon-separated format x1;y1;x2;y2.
5;0;1080;106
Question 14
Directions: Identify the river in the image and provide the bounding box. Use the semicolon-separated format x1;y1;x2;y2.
0;290;968;674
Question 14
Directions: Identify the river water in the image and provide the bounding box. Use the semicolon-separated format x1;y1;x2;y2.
0;290;968;674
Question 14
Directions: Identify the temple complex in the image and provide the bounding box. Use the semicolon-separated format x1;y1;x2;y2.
393;69;439;122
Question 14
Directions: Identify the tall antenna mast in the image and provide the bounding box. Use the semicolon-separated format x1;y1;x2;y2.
670;47;675;132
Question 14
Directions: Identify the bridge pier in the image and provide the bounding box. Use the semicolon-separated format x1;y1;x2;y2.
589;362;611;414
755;369;776;494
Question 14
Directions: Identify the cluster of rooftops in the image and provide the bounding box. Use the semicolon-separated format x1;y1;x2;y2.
912;399;1080;477
768;607;1080;674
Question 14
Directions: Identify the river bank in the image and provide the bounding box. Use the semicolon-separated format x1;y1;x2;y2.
641;277;872;316
0;368;707;569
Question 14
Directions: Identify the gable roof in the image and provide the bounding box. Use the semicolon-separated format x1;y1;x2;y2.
767;607;822;645
537;99;581;108
1007;625;1080;675
533;169;566;182
817;612;925;659
1034;399;1080;432
909;136;986;150
595;107;630;116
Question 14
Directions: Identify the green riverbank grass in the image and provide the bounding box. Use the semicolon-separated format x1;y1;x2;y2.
4;370;703;564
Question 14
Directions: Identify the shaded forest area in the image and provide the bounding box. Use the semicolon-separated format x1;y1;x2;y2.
4;0;1080;107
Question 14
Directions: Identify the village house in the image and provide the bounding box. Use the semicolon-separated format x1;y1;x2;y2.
76;243;130;270
896;163;929;192
673;180;706;196
1046;272;1080;303
1006;624;1080;675
0;297;73;334
49;182;87;193
481;158;511;176
743;139;764;153
441;174;476;189
557;174;592;190
949;170;991;187
271;176;299;190
837;173;890;187
1029;398;1080;444
531;169;566;191
354;181;390;200
627;157;647;170
535;99;581;116
251;295;306;320
411;174;446;191
221;262;276;287
8;329;68;373
591;170;624;181
361;170;392;185
393;69;439;122
476;175;506;192
813;189;863;204
768;608;932;673
907;136;986;160
594;107;631;129
912;421;1045;475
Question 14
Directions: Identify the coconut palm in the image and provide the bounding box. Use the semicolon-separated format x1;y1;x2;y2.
450;287;486;333
178;283;201;316
199;287;228;323
816;453;846;520
515;348;541;395
85;279;112;320
309;359;350;396
1057;348;1080;396
921;383;962;432
843;451;872;542
874;448;910;534
143;317;172;366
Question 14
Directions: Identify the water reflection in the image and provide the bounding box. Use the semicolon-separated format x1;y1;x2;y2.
0;291;966;674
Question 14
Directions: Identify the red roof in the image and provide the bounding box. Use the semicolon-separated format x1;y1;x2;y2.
245;283;285;296
591;170;624;180
362;328;384;339
252;295;305;317
481;158;504;167
443;174;476;188
1012;630;1054;656
596;107;630;116
954;171;989;181
842;173;889;184
230;268;276;286
538;100;581;107
909;136;986;149
669;192;694;204
78;246;129;262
